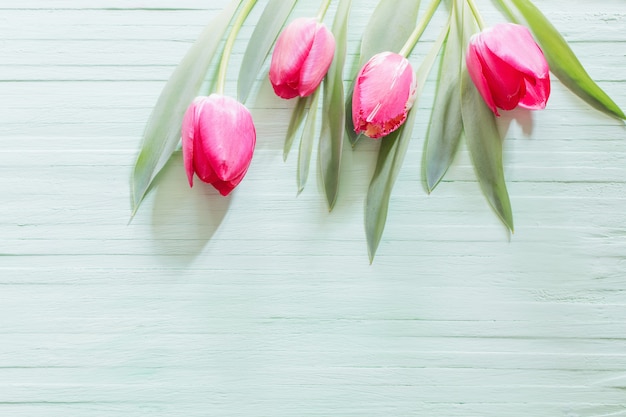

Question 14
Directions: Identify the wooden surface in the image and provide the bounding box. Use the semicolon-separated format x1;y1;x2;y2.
1;0;625;416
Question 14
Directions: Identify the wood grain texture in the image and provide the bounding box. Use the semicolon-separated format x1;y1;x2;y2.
1;0;625;416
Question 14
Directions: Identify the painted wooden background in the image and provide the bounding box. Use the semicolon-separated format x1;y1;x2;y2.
1;0;625;416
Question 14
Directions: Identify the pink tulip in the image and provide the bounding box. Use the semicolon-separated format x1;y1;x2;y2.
466;23;550;116
269;17;336;99
352;52;416;139
182;94;256;196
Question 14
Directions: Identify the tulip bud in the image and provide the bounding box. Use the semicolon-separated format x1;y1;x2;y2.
269;17;336;99
181;94;256;196
466;23;550;116
352;52;416;139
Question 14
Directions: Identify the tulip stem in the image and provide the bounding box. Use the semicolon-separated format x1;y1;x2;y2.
316;0;332;21
216;0;258;95
399;0;442;58
466;0;486;30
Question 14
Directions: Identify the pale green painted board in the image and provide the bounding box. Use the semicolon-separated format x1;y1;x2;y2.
0;0;625;416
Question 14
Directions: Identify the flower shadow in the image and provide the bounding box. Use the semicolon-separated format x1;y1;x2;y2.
498;108;535;139
150;151;231;265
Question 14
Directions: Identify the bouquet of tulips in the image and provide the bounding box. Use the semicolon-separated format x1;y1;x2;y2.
131;0;624;261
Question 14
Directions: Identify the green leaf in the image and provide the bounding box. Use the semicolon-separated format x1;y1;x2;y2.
459;0;513;231
364;24;448;262
344;84;363;148
461;69;514;232
237;0;297;103
423;3;463;192
319;0;352;210
501;0;625;120
365;111;416;263
284;95;311;161
359;0;422;67
346;0;422;148
297;90;321;194
131;0;242;215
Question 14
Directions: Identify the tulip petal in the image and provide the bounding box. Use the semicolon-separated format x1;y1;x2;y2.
190;101;218;185
269;18;316;99
193;133;218;185
504;0;624;119
519;74;550;109
211;169;248;196
181;100;197;187
479;48;526;111
298;24;335;97
196;95;256;182
479;23;550;110
483;24;549;81
271;83;300;100
353;52;415;138
466;40;499;115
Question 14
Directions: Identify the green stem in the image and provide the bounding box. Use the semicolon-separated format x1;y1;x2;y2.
316;0;332;21
216;0;258;95
466;0;486;30
399;0;442;57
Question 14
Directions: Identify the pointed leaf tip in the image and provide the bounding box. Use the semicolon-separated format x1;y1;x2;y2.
461;70;514;232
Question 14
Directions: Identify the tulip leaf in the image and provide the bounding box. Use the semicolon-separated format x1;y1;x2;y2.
461;69;514;232
346;0;422;148
499;0;625;120
319;0;351;210
298;90;321;194
458;0;513;231
423;3;463;193
365;111;416;263
344;85;363;148
284;95;311;161
365;25;448;262
359;0;422;67
131;0;241;215
237;0;297;103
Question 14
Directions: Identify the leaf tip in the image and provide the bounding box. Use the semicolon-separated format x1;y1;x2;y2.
367;245;376;264
503;216;514;234
425;177;437;194
324;185;339;212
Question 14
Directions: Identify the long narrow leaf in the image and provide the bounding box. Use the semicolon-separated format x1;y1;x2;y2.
499;0;625;120
284;95;311;160
365;25;448;262
131;0;241;215
298;90;321;194
423;4;462;192
319;0;352;210
359;0;422;67
365;111;416;263
461;69;514;232
237;0;297;103
346;0;422;147
459;0;513;231
344;85;363;147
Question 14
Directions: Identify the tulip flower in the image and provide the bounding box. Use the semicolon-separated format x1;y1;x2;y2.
466;23;550;116
352;52;416;139
182;94;256;196
269;17;336;99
